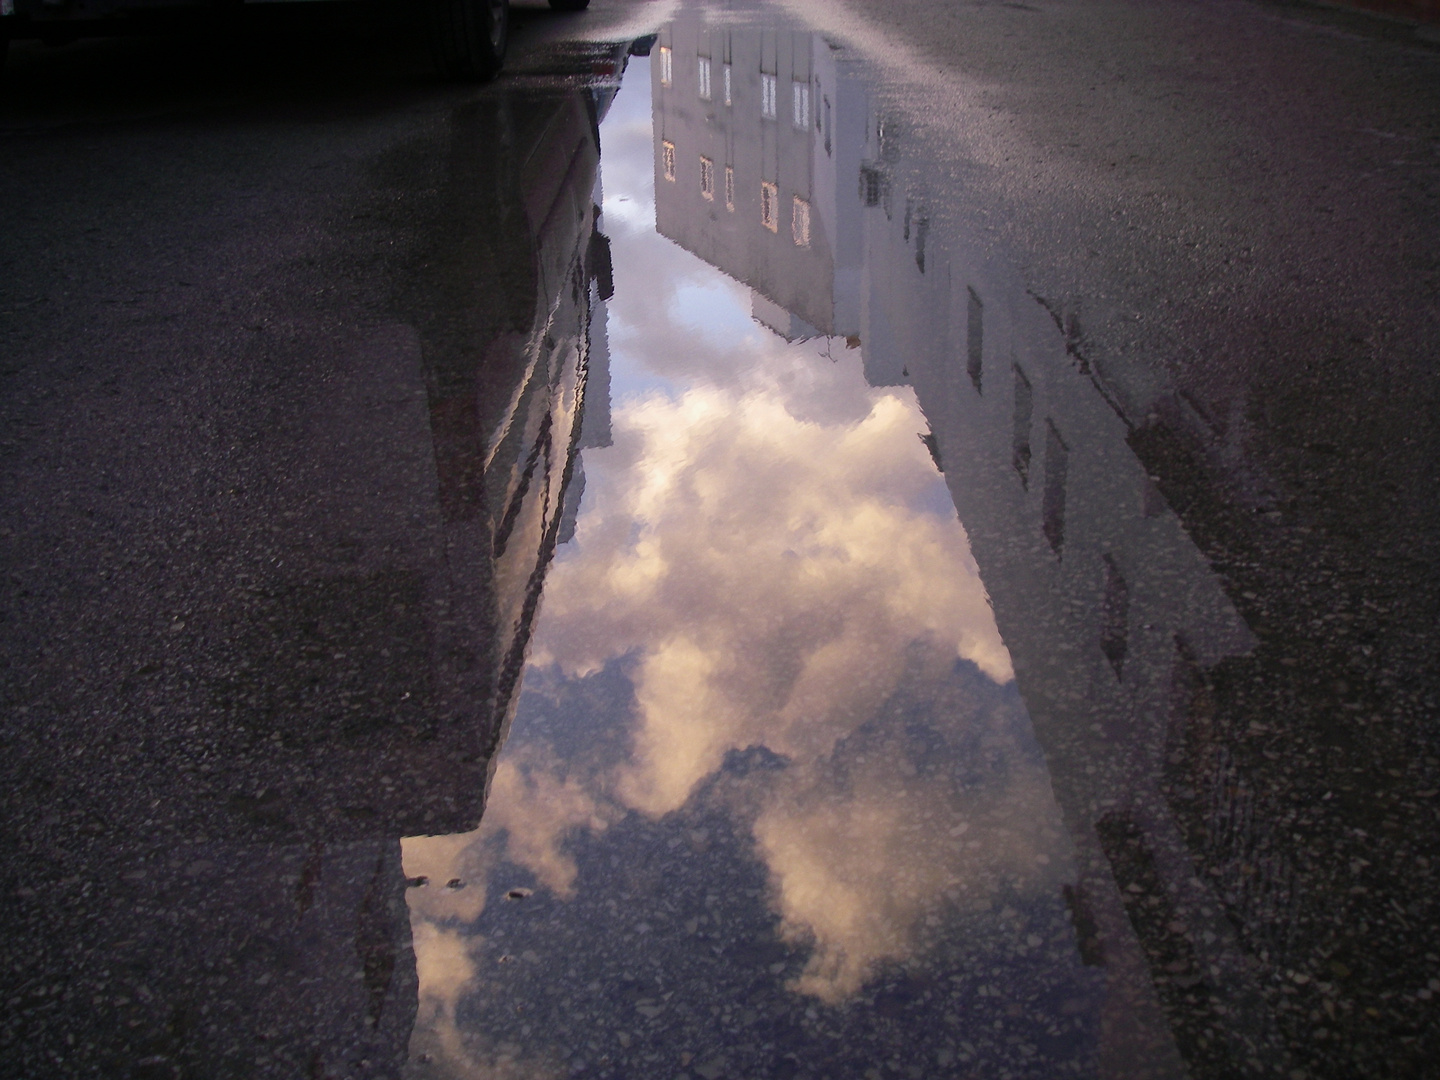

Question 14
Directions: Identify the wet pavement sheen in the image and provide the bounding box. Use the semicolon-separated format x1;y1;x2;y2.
2;2;1439;1079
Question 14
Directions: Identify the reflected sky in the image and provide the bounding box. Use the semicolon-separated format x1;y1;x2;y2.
403;47;1099;1080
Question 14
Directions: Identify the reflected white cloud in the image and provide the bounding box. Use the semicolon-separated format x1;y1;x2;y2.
404;746;612;924
508;339;1053;997
406;348;1045;1011
536;369;1013;819
407;916;562;1080
754;708;1064;1003
488;745;617;897
404;40;1071;1036
413;921;477;1018
407;924;485;1079
403;745;609;1077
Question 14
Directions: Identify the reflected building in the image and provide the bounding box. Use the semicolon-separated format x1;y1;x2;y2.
0;57;627;1078
847;149;1283;1078
650;22;866;341
648;19;1311;1080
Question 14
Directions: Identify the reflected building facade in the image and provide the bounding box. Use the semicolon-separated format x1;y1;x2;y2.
0;61;626;1078
650;23;865;341
650;18;1313;1079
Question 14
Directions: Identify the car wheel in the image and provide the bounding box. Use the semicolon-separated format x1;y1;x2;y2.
548;0;589;10
430;0;508;81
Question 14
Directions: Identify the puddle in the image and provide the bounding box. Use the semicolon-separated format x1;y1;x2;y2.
401;13;1258;1079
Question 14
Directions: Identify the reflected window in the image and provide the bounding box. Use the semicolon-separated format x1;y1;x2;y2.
792;197;811;247
662;140;676;182
659;45;673;86
698;57;712;100
1101;554;1129;679
792;80;810;130
725;165;735;211
723;63;732;106
761;182;779;232
700;156;715;201
761;74;778;119
967;287;983;393
1043;419;1068;556
1012;364;1033;488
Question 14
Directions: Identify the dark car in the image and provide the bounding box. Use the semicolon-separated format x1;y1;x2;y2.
0;0;590;79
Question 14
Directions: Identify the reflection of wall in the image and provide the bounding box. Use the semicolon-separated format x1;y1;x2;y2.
0;79;611;1078
658;43;1293;1074
650;20;864;338
843;101;1294;1077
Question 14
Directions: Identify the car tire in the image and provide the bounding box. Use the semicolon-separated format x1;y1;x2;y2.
548;0;589;10
430;0;508;81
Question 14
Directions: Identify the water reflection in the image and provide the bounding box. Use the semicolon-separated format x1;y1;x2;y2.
399;9;1374;1080
401;29;1104;1080
638;13;1268;1076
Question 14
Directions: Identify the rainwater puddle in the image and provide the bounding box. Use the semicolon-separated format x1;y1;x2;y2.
401;13;1252;1078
